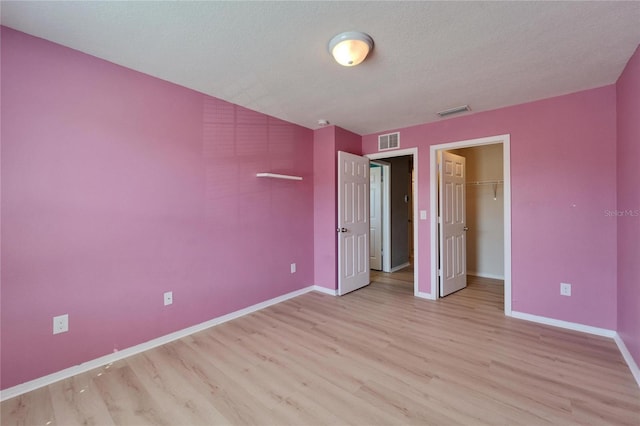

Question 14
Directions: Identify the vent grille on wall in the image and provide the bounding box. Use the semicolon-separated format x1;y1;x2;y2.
378;132;400;151
437;105;471;118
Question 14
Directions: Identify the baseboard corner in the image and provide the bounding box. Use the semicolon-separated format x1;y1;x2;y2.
614;333;640;388
390;262;411;273
415;290;435;300
313;285;338;296
467;271;505;280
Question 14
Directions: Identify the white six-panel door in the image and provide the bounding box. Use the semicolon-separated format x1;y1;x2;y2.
338;151;370;295
439;151;467;296
369;165;383;271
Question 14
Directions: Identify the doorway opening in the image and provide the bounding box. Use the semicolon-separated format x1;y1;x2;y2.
430;135;512;315
367;148;419;296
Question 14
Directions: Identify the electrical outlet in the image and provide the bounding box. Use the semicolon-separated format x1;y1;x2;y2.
560;282;572;297
290;263;296;274
164;291;173;306
53;314;69;334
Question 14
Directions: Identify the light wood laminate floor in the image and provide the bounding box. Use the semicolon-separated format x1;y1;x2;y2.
3;272;639;425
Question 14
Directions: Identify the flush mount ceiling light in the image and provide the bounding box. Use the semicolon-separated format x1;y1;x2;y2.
328;31;373;67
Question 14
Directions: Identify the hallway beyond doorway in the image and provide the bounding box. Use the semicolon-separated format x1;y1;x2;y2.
371;265;413;290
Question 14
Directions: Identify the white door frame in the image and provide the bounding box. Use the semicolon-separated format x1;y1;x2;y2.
367;148;419;296
429;134;512;315
371;160;391;272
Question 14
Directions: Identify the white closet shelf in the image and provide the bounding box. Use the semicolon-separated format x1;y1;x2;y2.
256;173;303;181
466;180;503;185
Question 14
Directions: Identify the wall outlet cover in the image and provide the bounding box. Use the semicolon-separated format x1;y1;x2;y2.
53;314;69;334
164;291;173;306
560;282;572;296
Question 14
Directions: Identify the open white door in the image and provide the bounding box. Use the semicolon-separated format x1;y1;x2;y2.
439;151;467;296
338;151;370;295
369;164;382;271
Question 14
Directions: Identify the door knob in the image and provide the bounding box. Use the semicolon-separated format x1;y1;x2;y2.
463;226;469;231
336;227;348;233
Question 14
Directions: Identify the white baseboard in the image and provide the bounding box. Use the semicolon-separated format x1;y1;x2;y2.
5;288;635;401
415;291;435;300
467;271;505;280
614;333;640;388
509;311;640;387
390;262;411;273
510;311;616;337
313;285;338;296
0;285;315;401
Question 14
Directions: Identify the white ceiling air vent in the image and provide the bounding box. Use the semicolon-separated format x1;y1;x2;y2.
437;105;471;118
378;132;400;151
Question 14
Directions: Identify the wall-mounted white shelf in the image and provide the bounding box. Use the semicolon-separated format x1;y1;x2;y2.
256;173;303;181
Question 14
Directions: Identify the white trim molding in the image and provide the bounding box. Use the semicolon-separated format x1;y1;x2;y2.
390;262;411;273
415;291;435;300
467;271;505;281
313;285;338;296
510;311;616;338
511;311;640;387
0;286;315;401
614;333;640;387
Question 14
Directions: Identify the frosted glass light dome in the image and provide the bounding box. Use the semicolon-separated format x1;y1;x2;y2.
329;32;374;67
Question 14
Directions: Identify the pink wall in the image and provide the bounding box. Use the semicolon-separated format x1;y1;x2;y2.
335;126;363;154
313;127;337;289
313;126;361;290
1;24;632;391
363;86;618;330
1;28;314;389
616;45;640;366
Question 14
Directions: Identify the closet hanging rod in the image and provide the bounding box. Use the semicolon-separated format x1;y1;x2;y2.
466;180;503;186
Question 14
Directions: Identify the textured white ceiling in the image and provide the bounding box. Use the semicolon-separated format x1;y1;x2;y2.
2;1;640;135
